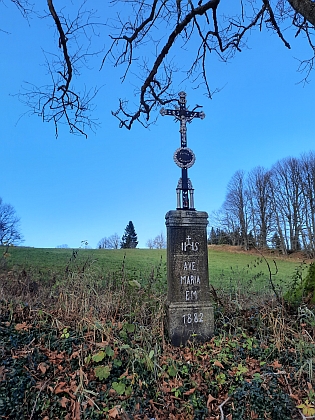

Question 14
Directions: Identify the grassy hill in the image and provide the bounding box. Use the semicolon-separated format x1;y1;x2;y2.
0;245;312;419
1;245;307;293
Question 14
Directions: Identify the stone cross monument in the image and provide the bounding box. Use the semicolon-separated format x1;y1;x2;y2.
160;92;214;346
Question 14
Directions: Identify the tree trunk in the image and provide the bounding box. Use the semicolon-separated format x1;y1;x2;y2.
287;0;315;26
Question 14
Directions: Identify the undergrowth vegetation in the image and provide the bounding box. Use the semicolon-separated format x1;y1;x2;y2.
1;249;315;419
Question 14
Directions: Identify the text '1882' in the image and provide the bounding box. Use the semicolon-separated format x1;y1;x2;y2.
182;312;203;324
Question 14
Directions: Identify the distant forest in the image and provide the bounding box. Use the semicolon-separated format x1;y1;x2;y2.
210;151;315;257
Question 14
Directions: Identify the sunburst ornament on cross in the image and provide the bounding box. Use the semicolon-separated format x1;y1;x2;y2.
160;91;205;210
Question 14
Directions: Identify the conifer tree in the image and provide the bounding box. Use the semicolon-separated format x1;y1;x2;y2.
120;221;138;249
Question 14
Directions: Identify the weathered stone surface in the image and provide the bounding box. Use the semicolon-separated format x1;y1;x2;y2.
167;302;214;346
165;210;214;346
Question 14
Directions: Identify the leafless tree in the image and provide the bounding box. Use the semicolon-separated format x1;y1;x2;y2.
1;0;314;135
97;233;120;249
153;232;166;249
146;238;154;249
146;233;166;249
214;209;241;246
296;152;315;256
107;233;120;249
223;170;250;249
97;237;109;249
217;152;315;255
270;157;304;252
0;197;23;245
247;167;273;249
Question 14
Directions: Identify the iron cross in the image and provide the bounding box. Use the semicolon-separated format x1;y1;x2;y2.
160;91;205;210
160;91;205;148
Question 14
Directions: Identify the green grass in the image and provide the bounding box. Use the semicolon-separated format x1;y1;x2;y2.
1;247;166;281
208;247;305;292
1;245;307;293
0;246;313;419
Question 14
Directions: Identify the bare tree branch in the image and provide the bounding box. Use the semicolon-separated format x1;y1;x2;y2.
4;0;315;134
9;0;33;18
262;0;290;48
18;0;103;137
104;0;313;130
47;0;73;93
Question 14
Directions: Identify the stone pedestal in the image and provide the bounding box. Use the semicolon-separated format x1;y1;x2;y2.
165;210;214;346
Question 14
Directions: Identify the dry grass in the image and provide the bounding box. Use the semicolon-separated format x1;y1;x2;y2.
1;252;315;419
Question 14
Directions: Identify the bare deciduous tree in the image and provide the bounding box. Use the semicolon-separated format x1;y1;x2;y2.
0;198;23;245
153;232;166;249
217;152;315;255
146;238;154;249
147;232;166;249
212;208;242;246
300;152;315;256
247;167;273;249
97;237;109;249
271;157;304;253
107;233;120;249
98;233;120;249
223;170;250;250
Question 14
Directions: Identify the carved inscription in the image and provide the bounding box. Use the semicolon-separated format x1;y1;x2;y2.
181;236;199;252
180;236;203;320
166;210;213;345
182;312;204;324
185;290;198;301
183;261;196;270
180;275;200;285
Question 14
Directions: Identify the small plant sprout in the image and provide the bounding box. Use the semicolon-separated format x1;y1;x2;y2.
60;327;70;339
297;400;315;417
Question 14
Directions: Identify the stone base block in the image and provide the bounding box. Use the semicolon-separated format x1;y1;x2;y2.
167;302;214;347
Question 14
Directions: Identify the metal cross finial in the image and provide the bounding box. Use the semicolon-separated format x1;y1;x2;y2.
160;91;205;148
160;92;205;210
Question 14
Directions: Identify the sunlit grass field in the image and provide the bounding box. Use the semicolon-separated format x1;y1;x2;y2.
1;245;307;293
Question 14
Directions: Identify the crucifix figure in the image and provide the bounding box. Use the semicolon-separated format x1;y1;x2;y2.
160;91;205;210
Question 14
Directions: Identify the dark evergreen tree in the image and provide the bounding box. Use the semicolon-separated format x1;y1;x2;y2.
120;221;138;249
217;228;231;245
208;227;218;245
271;233;281;250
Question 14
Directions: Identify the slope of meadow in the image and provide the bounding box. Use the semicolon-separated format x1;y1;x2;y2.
0;246;313;419
1;245;304;292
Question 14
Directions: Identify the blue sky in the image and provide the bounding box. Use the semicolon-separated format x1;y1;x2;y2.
1;2;314;249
